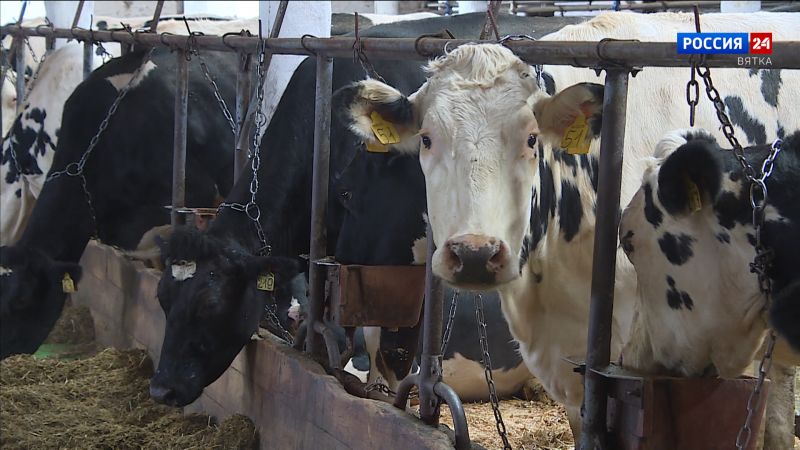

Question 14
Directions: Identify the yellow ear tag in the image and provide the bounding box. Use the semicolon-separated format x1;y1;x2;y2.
257;272;275;292
365;140;389;153
685;176;703;213
369;111;400;146
62;273;76;293
560;113;591;155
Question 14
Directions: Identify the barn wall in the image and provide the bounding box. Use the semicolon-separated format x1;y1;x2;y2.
73;240;454;450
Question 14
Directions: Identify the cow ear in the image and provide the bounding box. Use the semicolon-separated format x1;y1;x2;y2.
332;79;420;154
769;277;800;352
533;82;604;143
656;132;723;215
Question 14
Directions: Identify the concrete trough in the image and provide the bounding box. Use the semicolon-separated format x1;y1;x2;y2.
73;240;454;450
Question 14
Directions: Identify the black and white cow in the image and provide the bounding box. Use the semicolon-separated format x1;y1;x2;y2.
619;130;800;449
331;10;799;442
1;19;260;246
148;13;580;407
0;47;238;359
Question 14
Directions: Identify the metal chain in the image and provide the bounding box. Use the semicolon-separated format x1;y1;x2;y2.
736;330;776;450
217;37;270;255
183;24;237;136
686;31;783;447
440;290;459;355
365;380;397;397
263;299;294;344
474;293;512;450
46;47;156;234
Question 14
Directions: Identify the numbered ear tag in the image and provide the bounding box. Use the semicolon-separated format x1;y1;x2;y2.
370;111;400;146
365;140;389;153
257;272;275;292
62;273;76;293
171;261;197;281
685;176;703;213
560;113;590;155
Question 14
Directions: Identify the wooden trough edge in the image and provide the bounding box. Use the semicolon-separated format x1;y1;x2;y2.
73;240;455;450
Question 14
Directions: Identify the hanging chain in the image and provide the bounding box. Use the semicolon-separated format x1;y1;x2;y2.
352;12;385;83
686;12;782;447
217;36;270;255
440;290;459;355
182;20;237;136
475;293;512;450
263;298;294;344
46;47;156;235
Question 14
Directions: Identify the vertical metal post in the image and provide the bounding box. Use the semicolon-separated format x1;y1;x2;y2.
578;68;630;450
82;41;93;80
419;223;445;424
171;51;189;227
306;55;333;359
149;0;165;33
234;47;252;182
14;37;25;114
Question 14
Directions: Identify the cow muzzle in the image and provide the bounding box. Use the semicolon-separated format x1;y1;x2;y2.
440;234;514;288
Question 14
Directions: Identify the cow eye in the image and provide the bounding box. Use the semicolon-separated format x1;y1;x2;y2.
421;135;431;149
340;191;352;201
527;134;537;148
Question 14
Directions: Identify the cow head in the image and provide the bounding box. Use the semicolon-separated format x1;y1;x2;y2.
332;44;603;290
0;245;82;359
619;130;800;375
150;227;303;406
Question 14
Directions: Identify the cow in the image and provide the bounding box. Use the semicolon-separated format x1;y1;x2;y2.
330;147;532;400
148;12;582;407
2;73;15;135
0;46;240;359
0;18;259;246
330;10;799;443
619;130;800;449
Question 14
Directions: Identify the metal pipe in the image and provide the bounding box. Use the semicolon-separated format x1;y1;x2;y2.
82;40;92;79
235;0;288;166
171;51;189;227
71;1;85;30
149;0;165;34
4;26;800;69
578;68;630;450
515;0;719;14
234;49;252;182
305;55;333;359
419;222;444;424
313;320;343;370
14;37;25;114
434;382;470;450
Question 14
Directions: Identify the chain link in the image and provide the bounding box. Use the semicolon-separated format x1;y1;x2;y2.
474;293;512;450
440;290;459;355
263;300;294;344
182;25;237;136
45;47;156;235
687;46;783;450
217;37;270;255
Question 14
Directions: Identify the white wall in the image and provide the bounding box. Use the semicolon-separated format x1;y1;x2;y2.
182;1;259;18
258;1;331;135
44;1;93;48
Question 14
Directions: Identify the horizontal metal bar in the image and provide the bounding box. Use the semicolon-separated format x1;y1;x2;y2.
3;25;800;69
515;0;720;14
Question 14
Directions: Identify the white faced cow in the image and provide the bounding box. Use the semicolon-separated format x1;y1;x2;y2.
333;11;799;442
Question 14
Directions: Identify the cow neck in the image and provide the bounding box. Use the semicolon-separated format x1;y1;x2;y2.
528;146;599;260
17;175;95;262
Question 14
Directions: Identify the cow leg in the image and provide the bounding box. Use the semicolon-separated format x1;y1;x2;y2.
763;362;796;450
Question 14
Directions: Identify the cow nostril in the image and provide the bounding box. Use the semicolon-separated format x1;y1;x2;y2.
488;245;505;268
149;383;176;404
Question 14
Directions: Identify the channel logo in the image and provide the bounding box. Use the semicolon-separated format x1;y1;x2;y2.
677;32;772;55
